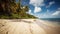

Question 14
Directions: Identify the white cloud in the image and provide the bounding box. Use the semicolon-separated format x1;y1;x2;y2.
34;6;42;13
46;1;55;8
58;8;60;9
49;1;55;5
52;11;60;16
29;0;44;6
58;8;60;11
28;10;31;13
47;9;50;13
29;0;43;13
27;9;34;15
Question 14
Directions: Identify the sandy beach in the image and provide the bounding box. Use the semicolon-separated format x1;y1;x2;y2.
0;19;60;34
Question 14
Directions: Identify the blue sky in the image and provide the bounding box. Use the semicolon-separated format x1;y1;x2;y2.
17;0;60;18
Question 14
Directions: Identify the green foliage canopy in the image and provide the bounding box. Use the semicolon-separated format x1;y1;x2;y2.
0;0;37;19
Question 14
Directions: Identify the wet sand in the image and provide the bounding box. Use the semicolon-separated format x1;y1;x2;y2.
0;19;60;34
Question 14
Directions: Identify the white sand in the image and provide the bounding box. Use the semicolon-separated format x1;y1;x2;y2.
0;19;60;34
0;19;46;34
